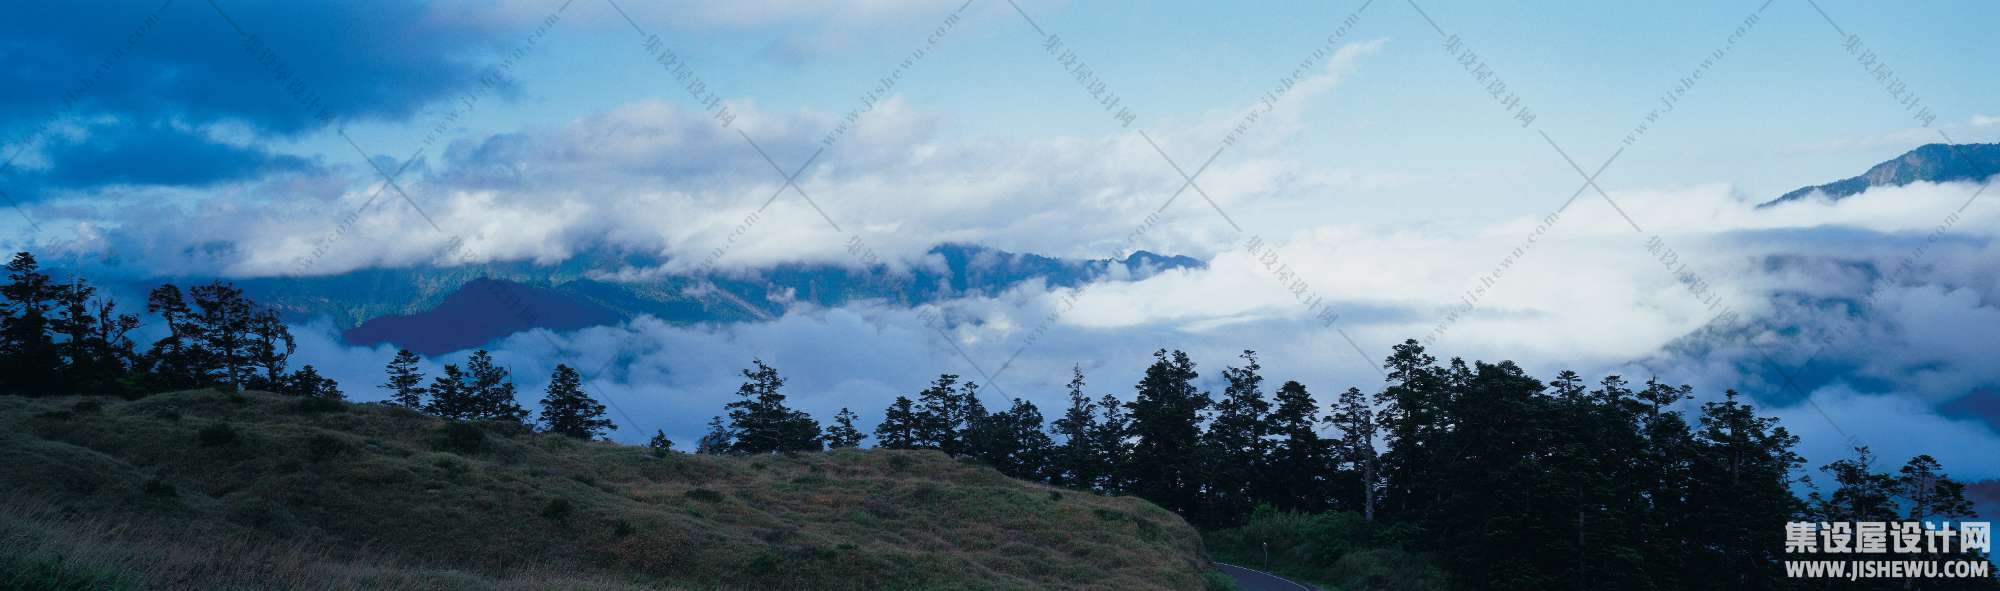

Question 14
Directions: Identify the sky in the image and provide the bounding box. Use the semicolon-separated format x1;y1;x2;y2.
3;0;1997;479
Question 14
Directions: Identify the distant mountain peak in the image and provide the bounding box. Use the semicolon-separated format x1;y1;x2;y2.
1760;142;2000;208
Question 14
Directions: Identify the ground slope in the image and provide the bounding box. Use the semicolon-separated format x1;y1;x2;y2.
0;391;1211;590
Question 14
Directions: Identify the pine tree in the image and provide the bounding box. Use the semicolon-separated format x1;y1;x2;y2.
246;309;294;390
189;282;255;390
1373;339;1444;520
1091;392;1131;493
285;365;343;400
380;349;426;408
824;407;868;448
464;350;528;424
875;396;921;449
1686;389;1804;589
1124;349;1209;518
0;252;59;395
648;430;675;456
425;364;477;420
1200;350;1271;525
1896;454;1975;522
1050;366;1100;488
537;364;615;439
724;359;822;453
965;398;1053;480
912;373;964;451
1263;381;1328;513
696;416;733;454
143;284;207;389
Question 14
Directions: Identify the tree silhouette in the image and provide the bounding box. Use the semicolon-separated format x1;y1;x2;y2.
1124;349;1208;518
875;396;922;450
537;364;615;439
380;349;426;408
1050;366;1100;489
824;407;868;449
724;359;821;453
0;252;59;395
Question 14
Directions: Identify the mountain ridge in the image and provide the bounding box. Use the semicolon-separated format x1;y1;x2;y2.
1760;142;2000;207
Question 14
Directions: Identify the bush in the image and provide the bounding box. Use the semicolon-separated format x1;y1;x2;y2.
291;397;345;414
72;400;104;414
1201;570;1240;591
432;422;486;455
683;488;724;503
612;520;636;538
153;409;181;422
197;423;241;447
141;475;178;498
541;498;574;522
1203;508;1451;591
305;434;351;462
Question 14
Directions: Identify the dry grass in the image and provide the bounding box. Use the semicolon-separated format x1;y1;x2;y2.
0;390;1209;590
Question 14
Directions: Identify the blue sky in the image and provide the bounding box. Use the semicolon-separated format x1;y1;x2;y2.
4;0;1999;476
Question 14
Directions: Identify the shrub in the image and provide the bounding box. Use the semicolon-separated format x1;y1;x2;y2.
433;422;486;455
1201;570;1240;591
683;488;724;503
153;409;181;422
541;498;574;522
291;397;345;414
1047;490;1064;503
141;475;178;498
197;423;241;447
612;520;636;538
305;434;351;462
72;400;104;414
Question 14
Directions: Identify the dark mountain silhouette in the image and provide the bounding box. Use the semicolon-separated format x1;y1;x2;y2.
1760;143;2000;207
344;278;621;355
280;243;1202;356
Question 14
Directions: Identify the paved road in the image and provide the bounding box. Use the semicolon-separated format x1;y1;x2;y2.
1215;563;1317;591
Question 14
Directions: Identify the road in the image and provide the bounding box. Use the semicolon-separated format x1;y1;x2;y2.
1215;562;1318;591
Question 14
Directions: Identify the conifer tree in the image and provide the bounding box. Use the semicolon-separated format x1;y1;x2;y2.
1090;392;1131;493
648;430;675;456
285;364;343;400
143;284;207;389
1264;381;1329;513
246;309;294;390
696;416;732;454
875;396;921;449
425;364;477;420
824;407;868;448
189;282;256;390
464;350;528;424
1897;454;1975;522
964;397;1052;479
1050;366;1100;488
1201;350;1270;525
0;252;58;395
724;359;822;453
380;349;426;408
537;364;615;439
1124;349;1209;518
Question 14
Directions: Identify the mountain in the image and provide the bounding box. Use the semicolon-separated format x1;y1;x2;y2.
1760;143;2000;207
0;390;1213;590
294;243;1202;356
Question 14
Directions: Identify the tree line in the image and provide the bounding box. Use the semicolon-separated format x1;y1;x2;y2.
692;345;1989;589
1;252;335;399
0;251;620;442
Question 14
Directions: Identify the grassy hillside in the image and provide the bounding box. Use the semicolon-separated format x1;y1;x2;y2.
0;390;1214;590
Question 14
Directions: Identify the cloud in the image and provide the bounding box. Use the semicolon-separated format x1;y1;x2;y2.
32;123;319;189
